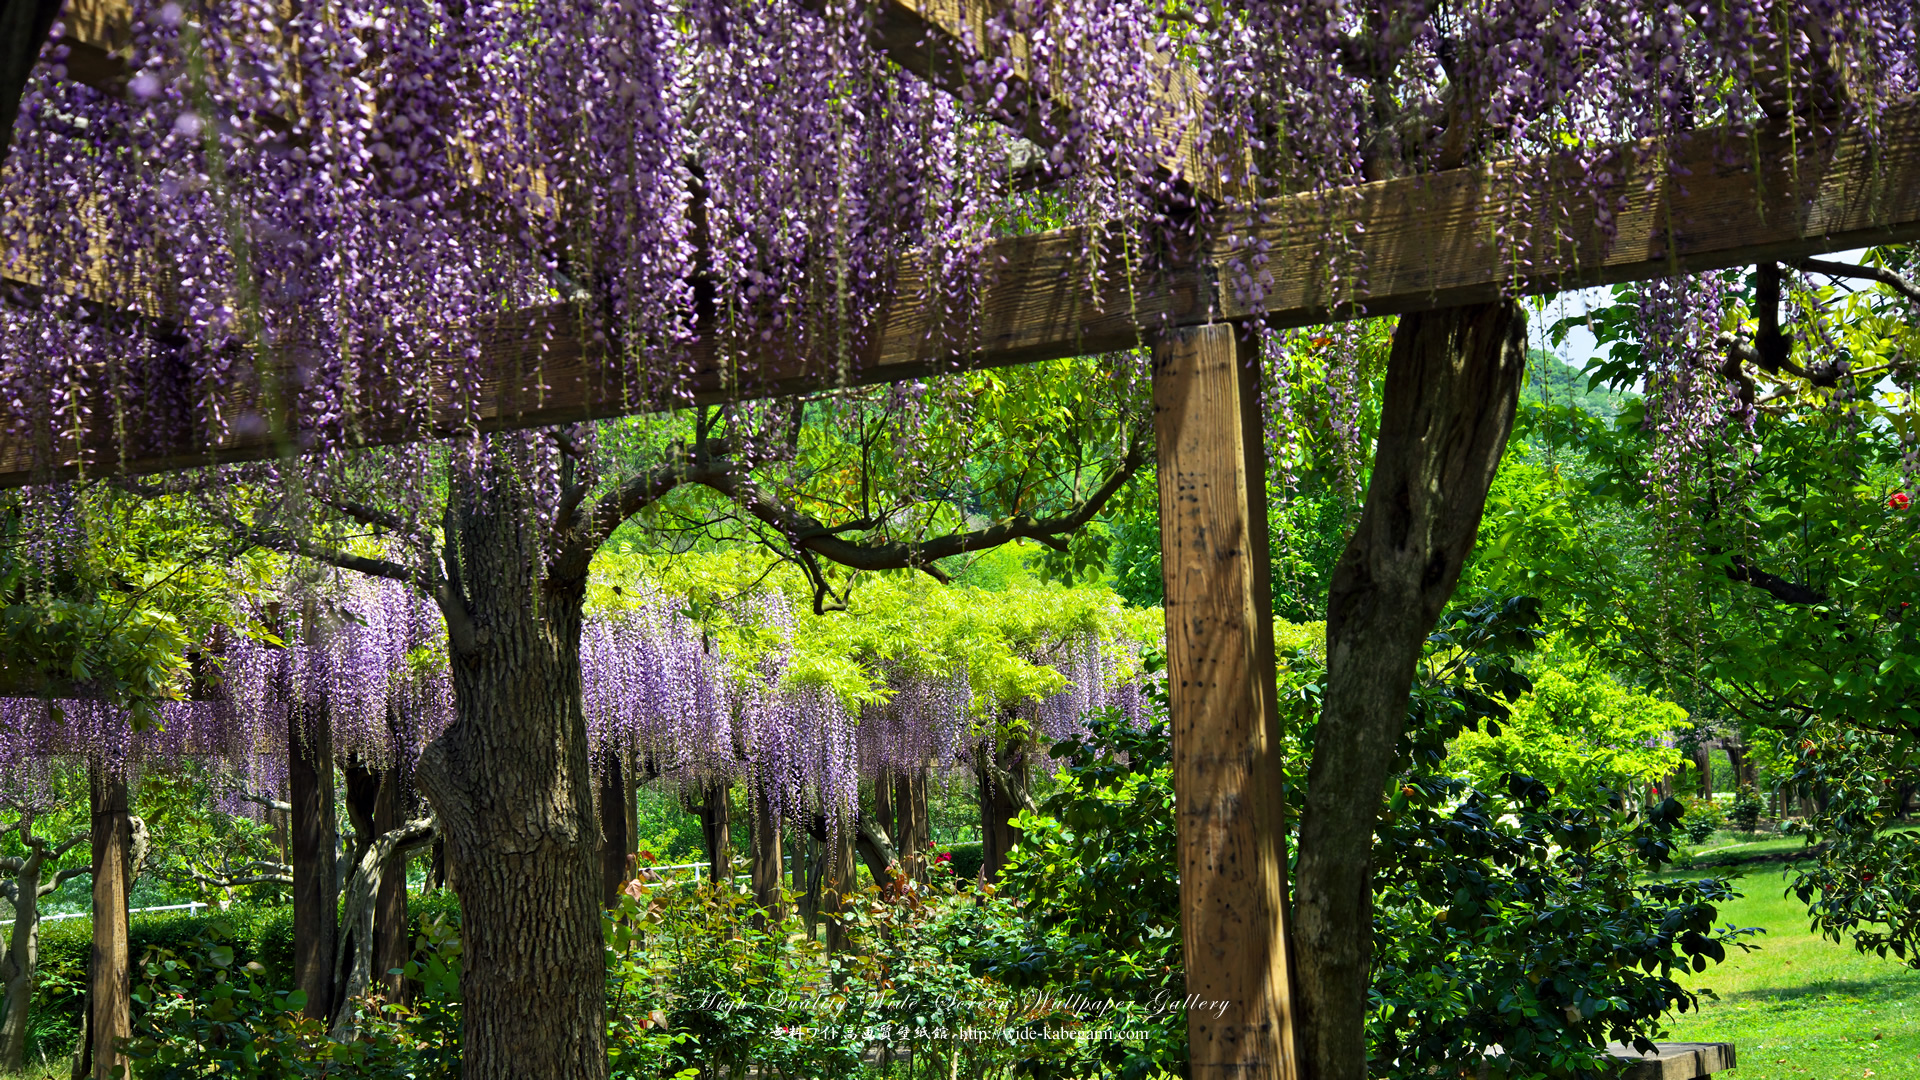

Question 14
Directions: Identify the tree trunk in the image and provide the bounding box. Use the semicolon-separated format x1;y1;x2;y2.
750;782;783;926
623;753;639;865
795;834;820;939
412;458;606;1080
1694;746;1715;799
1293;302;1527;1080
0;829;71;1069
290;691;338;1023
341;756;409;1001
873;771;894;844
698;780;732;886
332;816;437;1035
1152;323;1296;1080
87;765;131;1080
975;738;1029;883
822;820;858;970
893;767;928;883
598;751;629;907
373;769;411;1001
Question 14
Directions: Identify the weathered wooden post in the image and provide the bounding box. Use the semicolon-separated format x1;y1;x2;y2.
85;763;131;1080
1153;323;1297;1080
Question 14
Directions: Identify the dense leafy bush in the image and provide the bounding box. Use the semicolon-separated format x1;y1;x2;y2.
983;702;1187;1080
1728;786;1765;836
1785;726;1920;967
1371;777;1757;1078
935;840;984;883
124;921;414;1078
1679;796;1725;844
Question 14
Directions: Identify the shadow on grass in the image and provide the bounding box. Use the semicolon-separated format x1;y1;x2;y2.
1714;975;1920;1007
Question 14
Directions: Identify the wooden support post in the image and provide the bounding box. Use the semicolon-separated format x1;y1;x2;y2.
1152;323;1297;1080
290;700;338;1022
85;763;131;1080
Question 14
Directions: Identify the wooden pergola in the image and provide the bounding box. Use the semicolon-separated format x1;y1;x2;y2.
9;3;1920;1077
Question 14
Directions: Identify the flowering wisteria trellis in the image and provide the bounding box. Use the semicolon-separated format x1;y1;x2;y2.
0;569;1152;823
2;2;1914;487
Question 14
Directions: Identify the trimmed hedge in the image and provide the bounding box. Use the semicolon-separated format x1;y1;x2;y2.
941;840;984;883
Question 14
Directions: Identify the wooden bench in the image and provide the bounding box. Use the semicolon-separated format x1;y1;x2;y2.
1610;1042;1737;1080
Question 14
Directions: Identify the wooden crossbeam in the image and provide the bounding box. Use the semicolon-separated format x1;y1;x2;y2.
4;94;1918;486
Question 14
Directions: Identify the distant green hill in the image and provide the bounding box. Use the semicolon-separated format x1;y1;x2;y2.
1523;348;1626;418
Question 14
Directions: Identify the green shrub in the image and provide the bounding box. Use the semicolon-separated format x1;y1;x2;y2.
31;892;462;1063
1729;785;1765;835
1680;795;1725;843
985;702;1188;1080
937;840;984;882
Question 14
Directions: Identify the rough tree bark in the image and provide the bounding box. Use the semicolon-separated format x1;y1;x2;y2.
697;780;732;886
1292;302;1527;1080
597;751;628;906
412;459;607;1080
750;782;783;926
290;688;338;1023
893;767;928;883
975;736;1032;883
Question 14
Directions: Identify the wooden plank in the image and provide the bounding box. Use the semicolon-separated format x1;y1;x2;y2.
86;764;132;1080
4;97;1918;486
1219;103;1920;327
1153;323;1296;1080
51;0;131;93
1611;1042;1738;1080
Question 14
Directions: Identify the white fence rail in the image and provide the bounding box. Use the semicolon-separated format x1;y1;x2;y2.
44;902;209;922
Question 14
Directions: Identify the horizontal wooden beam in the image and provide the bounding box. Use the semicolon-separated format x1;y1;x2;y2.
4;98;1917;488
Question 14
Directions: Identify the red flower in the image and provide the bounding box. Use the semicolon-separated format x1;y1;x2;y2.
1891;492;1912;511
934;851;953;864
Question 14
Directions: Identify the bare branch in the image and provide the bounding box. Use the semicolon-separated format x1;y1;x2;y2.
708;419;1149;578
1790;256;1920;306
43;865;92;894
1724;554;1829;606
230;788;292;815
314;495;412;536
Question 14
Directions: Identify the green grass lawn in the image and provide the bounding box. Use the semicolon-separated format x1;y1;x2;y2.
1664;860;1920;1080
